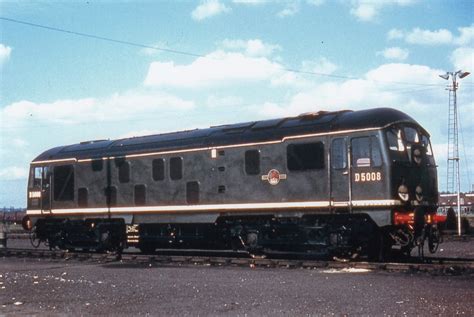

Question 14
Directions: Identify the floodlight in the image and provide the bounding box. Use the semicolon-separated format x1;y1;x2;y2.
439;73;450;80
459;71;470;79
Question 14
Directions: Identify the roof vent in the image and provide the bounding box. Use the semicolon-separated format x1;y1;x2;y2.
80;139;108;145
298;111;329;119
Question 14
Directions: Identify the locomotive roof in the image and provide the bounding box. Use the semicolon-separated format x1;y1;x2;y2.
33;107;420;162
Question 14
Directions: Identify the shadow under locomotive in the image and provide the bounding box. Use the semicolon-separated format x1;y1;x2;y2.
22;107;442;260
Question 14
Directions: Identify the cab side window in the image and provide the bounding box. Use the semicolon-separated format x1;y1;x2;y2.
287;142;325;171
351;136;382;167
53;165;75;201
331;138;347;170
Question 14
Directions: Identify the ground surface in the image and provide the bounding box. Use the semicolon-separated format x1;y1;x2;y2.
1;237;473;316
1;244;474;316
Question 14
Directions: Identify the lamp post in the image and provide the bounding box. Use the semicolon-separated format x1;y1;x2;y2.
439;70;470;236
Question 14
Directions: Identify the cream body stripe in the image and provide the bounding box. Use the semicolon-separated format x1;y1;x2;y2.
26;199;401;216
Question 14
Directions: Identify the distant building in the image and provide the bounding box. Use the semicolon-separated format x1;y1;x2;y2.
438;192;474;215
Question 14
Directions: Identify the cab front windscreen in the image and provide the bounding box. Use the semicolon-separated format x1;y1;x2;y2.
385;125;435;165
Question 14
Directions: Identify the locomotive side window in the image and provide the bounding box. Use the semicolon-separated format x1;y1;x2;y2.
421;134;436;165
118;161;130;183
53;165;75;201
32;167;43;187
91;159;103;172
386;129;405;151
404;127;419;143
170;157;183;180
351;137;382;167
245;150;260;175
371;137;382;166
287;142;325;171
421;134;433;156
152;158;165;181
134;185;146;206
186;181;200;204
386;128;409;162
331;138;347;169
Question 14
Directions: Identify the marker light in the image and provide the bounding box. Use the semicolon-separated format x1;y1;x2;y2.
398;185;409;202
22;216;33;231
394;211;414;225
415;186;423;202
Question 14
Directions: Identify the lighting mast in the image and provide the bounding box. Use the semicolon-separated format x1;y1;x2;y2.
439;70;470;236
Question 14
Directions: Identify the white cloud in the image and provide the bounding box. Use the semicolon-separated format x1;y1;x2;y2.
302;57;338;74
12;138;28;148
377;47;409;61
0;43;12;65
206;95;244;108
350;3;377;21
220;39;281;57
350;0;416;22
144;50;283;88
450;47;474;73
454;24;474;46
0;166;28;181
306;0;325;6
387;28;405;40
277;1;300;18
259;63;445;120
388;25;474;46
191;0;231;21
365;63;442;86
232;0;266;5
1;90;195;126
406;28;453;45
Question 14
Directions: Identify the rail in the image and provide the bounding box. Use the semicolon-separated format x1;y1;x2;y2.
1;247;473;276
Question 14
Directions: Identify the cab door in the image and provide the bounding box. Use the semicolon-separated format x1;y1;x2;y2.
330;138;350;209
350;136;384;202
29;166;51;213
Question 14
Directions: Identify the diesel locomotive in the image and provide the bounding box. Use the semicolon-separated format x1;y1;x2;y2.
23;107;441;259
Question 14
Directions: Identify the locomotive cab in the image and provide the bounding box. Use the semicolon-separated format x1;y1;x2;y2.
27;166;52;213
384;124;439;253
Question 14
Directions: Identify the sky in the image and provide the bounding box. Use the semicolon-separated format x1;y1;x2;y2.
0;0;473;207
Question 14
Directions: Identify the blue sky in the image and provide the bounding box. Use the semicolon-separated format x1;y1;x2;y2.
1;0;473;207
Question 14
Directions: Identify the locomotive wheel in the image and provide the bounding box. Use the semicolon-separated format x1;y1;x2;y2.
246;232;258;249
428;226;441;254
30;231;41;248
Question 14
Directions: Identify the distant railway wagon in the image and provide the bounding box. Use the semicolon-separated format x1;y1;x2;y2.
1;210;26;224
23;108;441;258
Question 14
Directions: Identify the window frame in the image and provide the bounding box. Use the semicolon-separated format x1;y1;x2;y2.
118;161;130;183
287;141;325;172
351;136;383;168
53;165;75;201
152;158;165;181
245;149;261;175
170;157;183;180
331;138;347;170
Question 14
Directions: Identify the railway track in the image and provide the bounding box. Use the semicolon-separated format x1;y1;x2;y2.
1;247;473;275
